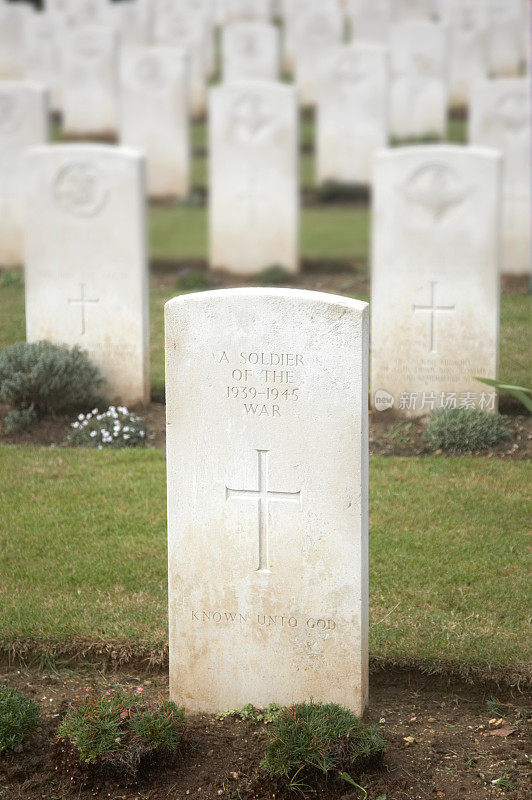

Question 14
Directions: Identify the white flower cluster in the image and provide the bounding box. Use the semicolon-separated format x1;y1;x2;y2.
68;406;148;449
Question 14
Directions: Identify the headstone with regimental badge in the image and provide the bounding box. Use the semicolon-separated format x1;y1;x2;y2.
222;21;279;82
62;26;119;137
165;287;369;713
316;44;389;185
209;81;298;275
371;146;501;418
0;82;48;267
24;145;150;406
389;20;448;140
120;46;190;200
470;79;531;276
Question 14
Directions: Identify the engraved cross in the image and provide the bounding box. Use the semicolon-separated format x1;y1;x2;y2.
236;176;267;222
226;449;301;573
68;283;99;335
413;281;455;354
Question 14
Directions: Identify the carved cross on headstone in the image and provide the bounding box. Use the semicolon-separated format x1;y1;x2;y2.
68;283;99;335
231;93;273;143
235;175;268;222
413;281;455;353
226;449;301;573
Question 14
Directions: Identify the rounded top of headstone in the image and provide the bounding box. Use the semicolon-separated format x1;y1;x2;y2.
165;287;369;315
374;144;502;163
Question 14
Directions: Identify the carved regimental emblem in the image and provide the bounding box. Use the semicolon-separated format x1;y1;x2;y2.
334;53;368;86
404;163;468;223
134;57;163;86
53;162;109;218
494;91;529;135
0;93;22;136
231;92;274;144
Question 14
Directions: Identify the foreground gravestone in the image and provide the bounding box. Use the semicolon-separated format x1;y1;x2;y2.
371;146;501;418
120;46;190;200
25;145;150;406
166;288;369;714
222;21;279;82
390;20;448;140
470;79;531;275
316;44;389;185
62;25;119;137
209;81;298;275
0;82;48;267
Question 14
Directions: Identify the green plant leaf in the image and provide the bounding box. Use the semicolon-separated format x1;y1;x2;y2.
474;377;532;413
339;772;367;797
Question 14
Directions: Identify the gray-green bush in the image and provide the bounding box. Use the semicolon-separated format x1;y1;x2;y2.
424;407;511;454
0;685;40;756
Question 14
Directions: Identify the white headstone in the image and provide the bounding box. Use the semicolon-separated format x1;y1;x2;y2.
347;0;392;44
165;287;369;714
441;0;489;107
390;20;448;139
120;46;190;200
392;0;432;21
0;82;48;267
222;21;279;82
154;6;210;117
224;0;271;22
0;3;31;78
25;145;150;406
316;44;389;185
470;79;531;276
24;11;64;114
62;26;119;137
486;0;522;77
105;0;150;45
209;81;299;275
371;146;501;418
294;6;344;105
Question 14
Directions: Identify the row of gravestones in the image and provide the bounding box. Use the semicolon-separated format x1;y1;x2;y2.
16;140;502;420
1;0;528;119
1;76;529;272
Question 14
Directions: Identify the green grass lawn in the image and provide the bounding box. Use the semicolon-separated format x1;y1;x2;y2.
1;281;528;397
0;445;528;680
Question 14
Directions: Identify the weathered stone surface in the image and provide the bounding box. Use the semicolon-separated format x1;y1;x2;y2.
209;80;298;275
62;25;119;137
346;0;392;44
469;78;531;275
222;21;279;83
440;0;489;107
293;5;344;105
166;288;369;714
371;146;501;418
120;45;190;200
390;20;448;139
316;43;389;185
0;81;48;267
25;145;150;406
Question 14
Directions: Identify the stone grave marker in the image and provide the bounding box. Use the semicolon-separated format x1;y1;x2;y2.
470;78;531;275
209;80;298;275
316;43;389;186
224;0;271;22
440;0;489;107
294;5;344;106
62;25;119;137
222;21;279;83
25;145;150;406
392;0;432;21
486;0;522;77
120;45;190;200
165;287;369;714
390;20;448;140
0;2;31;78
371;146;501;418
0;81;48;267
347;0;392;44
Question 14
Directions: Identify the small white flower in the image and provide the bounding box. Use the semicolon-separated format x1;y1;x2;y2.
140;431;145;438
90;431;97;438
92;409;98;415
123;427;130;433
78;414;84;421
123;434;130;440
98;445;103;450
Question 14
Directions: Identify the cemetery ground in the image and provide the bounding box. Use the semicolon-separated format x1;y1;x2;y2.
1;116;531;799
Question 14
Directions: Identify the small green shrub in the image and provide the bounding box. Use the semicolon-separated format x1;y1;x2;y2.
66;406;149;448
0;685;40;756
2;408;38;433
259;265;295;286
175;268;211;292
261;701;385;789
57;688;185;777
424;408;511;454
218;703;282;724
0;269;24;289
0;341;104;419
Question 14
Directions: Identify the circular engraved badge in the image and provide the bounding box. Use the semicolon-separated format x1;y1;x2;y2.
134;56;163;86
0;93;22;135
53;162;109;218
